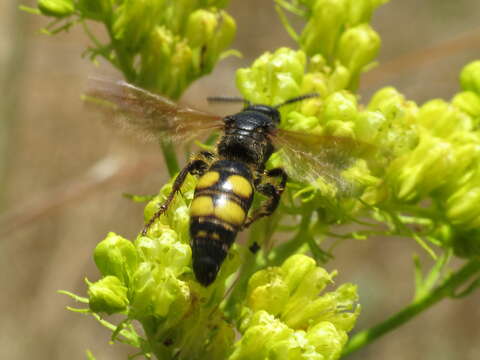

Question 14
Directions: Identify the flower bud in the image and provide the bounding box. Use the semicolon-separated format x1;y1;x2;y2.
387;133;453;201
229;311;295;360
347;0;390;25
138;26;176;94
246;268;289;316
437;132;480;194
135;232;191;277
38;0;74;17
185;10;218;48
322;91;358;137
235;255;359;359
308;54;328;73
184;9;236;75
336;24;380;87
452;91;480;121
418;99;472;139
460;60;480;94
129;262;162;317
281;256;338;326
367;87;405;117
281;254;321;293
444;165;480;230
325;119;356;138
354;110;386;143
446;190;480;229
236;48;306;106
94;232;138;285
318;283;360;331
130;262;190;321
301;72;329;100
367;86;419;156
300;0;349;58
284;283;358;330
328;63;351;92
166;52;195;95
283;111;322;132
323;91;358;124
112;0;164;52
205;10;236;70
306;321;346;359
88;276;128;315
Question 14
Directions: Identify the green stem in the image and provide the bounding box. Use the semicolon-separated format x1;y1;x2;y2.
113;42;136;83
160;141;180;177
342;258;480;356
104;21;135;83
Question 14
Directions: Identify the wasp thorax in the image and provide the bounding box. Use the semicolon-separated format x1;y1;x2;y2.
219;106;277;165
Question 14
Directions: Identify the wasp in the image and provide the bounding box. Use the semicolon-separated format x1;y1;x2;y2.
87;80;372;286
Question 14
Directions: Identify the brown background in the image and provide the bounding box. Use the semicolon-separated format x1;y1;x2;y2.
1;0;480;359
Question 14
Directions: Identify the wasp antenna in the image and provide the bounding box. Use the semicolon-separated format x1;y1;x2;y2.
207;96;252;108
274;93;320;108
207;96;245;104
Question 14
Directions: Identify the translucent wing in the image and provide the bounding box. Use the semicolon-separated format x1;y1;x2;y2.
271;129;379;197
84;78;224;144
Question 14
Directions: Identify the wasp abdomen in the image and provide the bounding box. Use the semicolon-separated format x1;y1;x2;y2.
190;160;254;286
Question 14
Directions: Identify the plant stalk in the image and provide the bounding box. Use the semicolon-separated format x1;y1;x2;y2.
160;141;180;177
342;258;480;356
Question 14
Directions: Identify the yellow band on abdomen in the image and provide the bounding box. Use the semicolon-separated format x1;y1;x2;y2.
214;197;246;226
190;196;214;217
224;175;253;199
196;171;220;189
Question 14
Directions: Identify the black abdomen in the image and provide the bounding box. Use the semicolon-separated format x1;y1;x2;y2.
189;160;254;286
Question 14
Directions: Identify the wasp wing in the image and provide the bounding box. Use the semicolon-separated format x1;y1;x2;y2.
271;129;379;197
84;78;224;144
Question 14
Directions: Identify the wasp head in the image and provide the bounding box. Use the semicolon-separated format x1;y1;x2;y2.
242;104;280;124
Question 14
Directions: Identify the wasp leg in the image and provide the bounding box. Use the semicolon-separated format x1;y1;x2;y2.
141;152;214;235
242;168;287;229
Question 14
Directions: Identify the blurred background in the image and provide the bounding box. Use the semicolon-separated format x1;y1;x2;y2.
1;0;480;359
